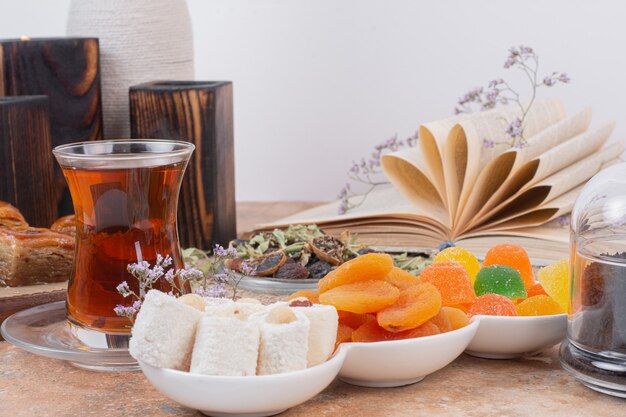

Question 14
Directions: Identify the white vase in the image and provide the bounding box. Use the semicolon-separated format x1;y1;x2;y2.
66;0;194;139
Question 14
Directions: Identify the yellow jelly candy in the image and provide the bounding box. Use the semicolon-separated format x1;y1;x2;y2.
537;259;569;313
433;247;481;284
516;295;564;316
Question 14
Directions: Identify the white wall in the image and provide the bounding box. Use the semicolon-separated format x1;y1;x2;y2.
1;0;625;201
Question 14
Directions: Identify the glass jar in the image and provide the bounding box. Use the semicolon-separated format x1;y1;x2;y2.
561;163;626;397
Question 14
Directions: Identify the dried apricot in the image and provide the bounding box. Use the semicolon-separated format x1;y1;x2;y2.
384;267;421;290
351;319;396;342
429;309;453;333
418;262;476;306
318;280;400;314
288;289;320;304
318;253;394;293
441;306;470;330
335;324;353;349
377;282;442;332
338;311;375;329
448;303;472;313
393;321;441;339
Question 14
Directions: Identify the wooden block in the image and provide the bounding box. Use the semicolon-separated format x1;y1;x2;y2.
0;37;103;216
0;96;57;227
129;81;236;249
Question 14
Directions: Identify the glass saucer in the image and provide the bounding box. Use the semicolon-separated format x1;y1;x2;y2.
1;301;138;371
236;273;319;295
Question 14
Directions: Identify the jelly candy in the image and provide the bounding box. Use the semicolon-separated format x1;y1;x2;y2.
483;244;535;290
377;283;442;332
384;267;421;290
516;295;564;316
318;253;394;293
418;262;476;306
441;306;470;330
433;247;481;283
537;259;569;313
474;265;528;299
468;293;518;317
526;283;548;298
318;280;400;314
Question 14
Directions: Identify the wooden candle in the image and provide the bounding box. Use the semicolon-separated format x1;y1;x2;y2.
0;37;103;215
129;81;236;249
0;96;57;227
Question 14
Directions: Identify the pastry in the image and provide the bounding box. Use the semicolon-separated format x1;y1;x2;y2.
289;299;338;366
0;201;28;229
0;227;74;287
129;290;203;371
190;313;260;376
249;306;310;375
50;214;77;237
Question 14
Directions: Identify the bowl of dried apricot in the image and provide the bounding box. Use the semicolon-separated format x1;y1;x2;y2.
290;253;480;387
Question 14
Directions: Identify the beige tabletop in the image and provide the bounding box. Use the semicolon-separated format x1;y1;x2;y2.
1;202;625;417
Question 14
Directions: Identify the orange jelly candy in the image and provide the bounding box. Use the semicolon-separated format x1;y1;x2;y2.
418;262;476;306
441;307;470;330
516;295;564;316
318;253;394;293
351;319;396;342
384;267;421;290
377;282;442;332
318;280;400;314
338;311;375;329
527;283;548;298
393;321;441;340
467;293;518;317
335;324;354;348
288;289;320;304
483;244;534;290
429;309;453;333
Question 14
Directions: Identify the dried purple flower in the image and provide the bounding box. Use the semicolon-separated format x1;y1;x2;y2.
482;139;495;149
505;118;524;139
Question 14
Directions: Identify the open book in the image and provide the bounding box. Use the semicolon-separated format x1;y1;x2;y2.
259;98;623;262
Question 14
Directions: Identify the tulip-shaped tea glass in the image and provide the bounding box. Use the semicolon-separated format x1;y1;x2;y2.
561;163;626;397
53;140;194;341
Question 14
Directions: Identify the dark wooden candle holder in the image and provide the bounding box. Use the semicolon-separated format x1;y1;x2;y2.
0;96;57;227
0;37;103;215
129;81;236;249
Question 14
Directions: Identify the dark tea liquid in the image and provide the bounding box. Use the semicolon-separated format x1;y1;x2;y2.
62;161;187;333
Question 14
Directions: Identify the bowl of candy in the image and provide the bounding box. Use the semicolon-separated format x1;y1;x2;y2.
130;291;346;417
431;245;569;359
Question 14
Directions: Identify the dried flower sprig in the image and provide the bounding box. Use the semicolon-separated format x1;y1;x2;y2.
114;254;204;323
455;45;570;148
183;244;256;301
338;132;419;214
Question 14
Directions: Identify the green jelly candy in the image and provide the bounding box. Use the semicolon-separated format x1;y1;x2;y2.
474;265;528;299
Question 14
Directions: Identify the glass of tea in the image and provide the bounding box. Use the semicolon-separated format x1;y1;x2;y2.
53;140;195;338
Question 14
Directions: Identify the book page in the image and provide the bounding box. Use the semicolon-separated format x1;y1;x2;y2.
259;186;449;233
419;118;459;201
456;108;592;230
468;124;617;228
381;147;447;212
444;97;566;235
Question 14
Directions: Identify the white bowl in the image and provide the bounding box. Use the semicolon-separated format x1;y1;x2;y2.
138;348;347;417
337;320;480;387
465;314;567;359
